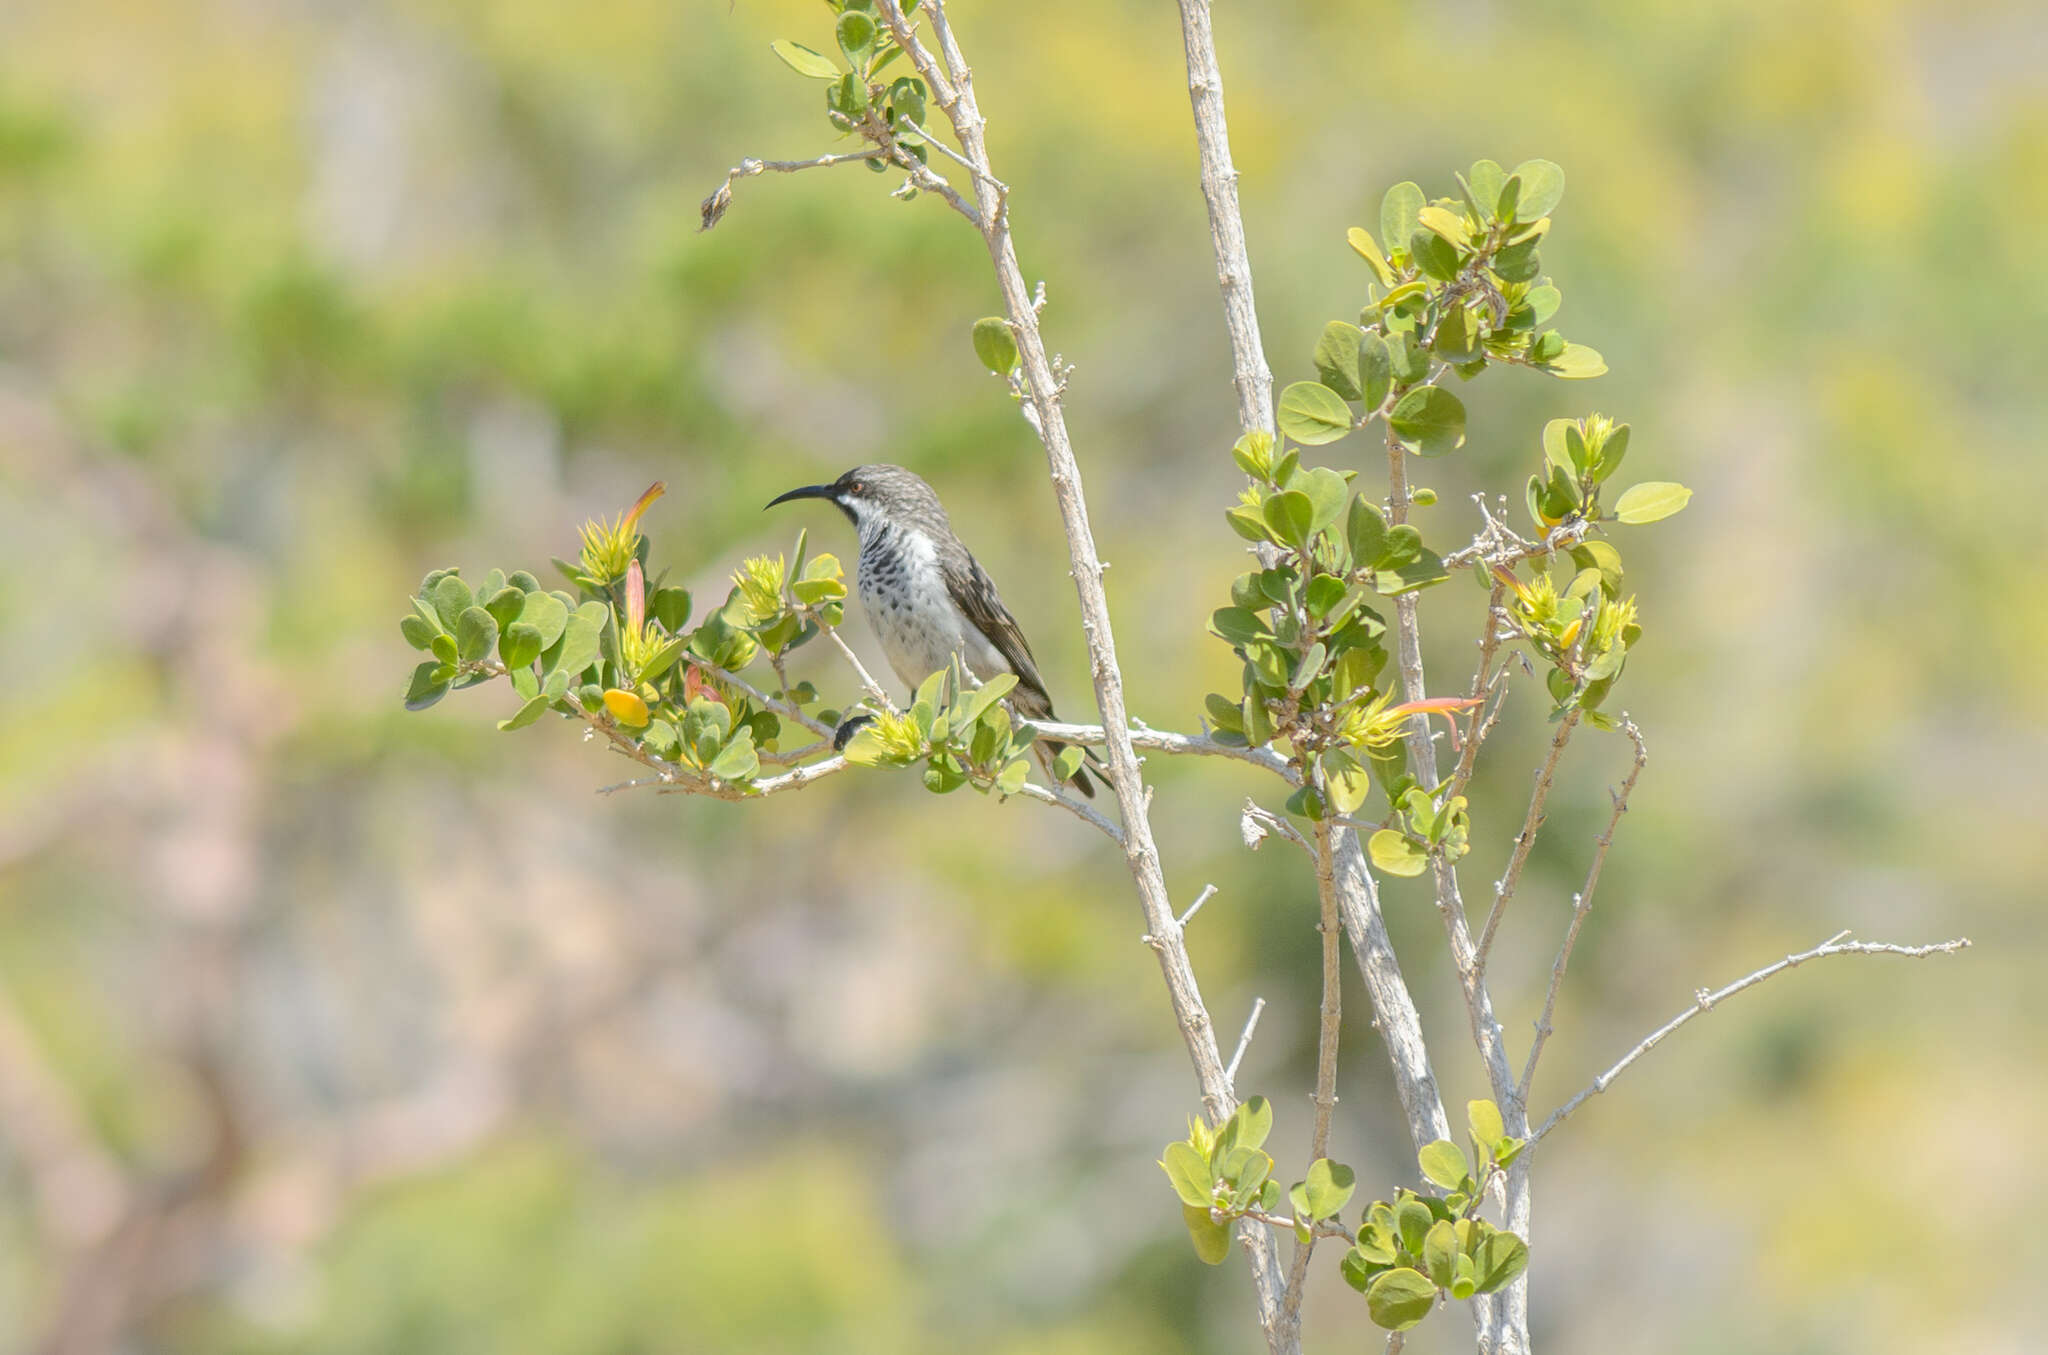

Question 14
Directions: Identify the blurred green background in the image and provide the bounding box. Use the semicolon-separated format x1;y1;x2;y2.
1;0;2041;1351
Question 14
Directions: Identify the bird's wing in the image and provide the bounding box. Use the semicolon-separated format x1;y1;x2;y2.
942;547;1054;715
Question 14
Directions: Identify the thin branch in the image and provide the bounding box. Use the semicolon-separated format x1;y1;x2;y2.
1179;883;1220;929
873;0;1291;1335
1029;718;1296;781
1224;996;1267;1087
1280;814;1348;1330
811;613;896;711
1240;800;1315;862
1241;1208;1355;1246
1012;778;1123;842
699;149;890;231
1519;717;1645;1104
1447;580;1511;800
1474;708;1580;973
701;661;836;739
1172;0;1273;436
1531;930;1973;1146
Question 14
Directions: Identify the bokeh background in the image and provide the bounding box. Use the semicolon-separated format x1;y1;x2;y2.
2;0;2042;1351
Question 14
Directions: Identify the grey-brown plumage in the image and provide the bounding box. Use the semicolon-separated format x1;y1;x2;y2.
767;464;1098;797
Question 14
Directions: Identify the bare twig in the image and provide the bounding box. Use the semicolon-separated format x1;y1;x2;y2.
1179;883;1220;929
1012;778;1123;842
1519;717;1646;1104
1531;931;1973;1146
874;0;1290;1335
1241;1208;1355;1245
811;614;896;711
701;661;837;739
699;149;890;230
1224;996;1266;1087
1280;813;1348;1330
1475;708;1580;973
1029;717;1296;781
1172;0;1272;436
1448;580;1511;799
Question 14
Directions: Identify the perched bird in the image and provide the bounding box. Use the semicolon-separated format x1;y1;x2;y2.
767;464;1098;797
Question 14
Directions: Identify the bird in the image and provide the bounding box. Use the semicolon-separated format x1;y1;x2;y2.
767;464;1098;798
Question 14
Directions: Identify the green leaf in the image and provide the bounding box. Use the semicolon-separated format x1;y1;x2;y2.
1613;481;1692;524
1523;285;1561;328
1468;159;1505;217
1261;490;1316;550
1388;387;1467;457
1323;752;1372;816
1467;1099;1505;1149
1357;332;1392;411
1232;1096;1274;1153
1433;303;1477;363
1163;1146;1204;1211
1591;422;1630;483
517;591;570;649
1052;745;1084;781
499;621;543;670
1542;418;1579;476
1277;381;1354;446
498;694;550;731
994;757;1030;796
1347;497;1389;566
1423;1220;1460;1288
429;573;473;630
399;614;437;651
1491;239;1542;283
1369;829;1428;876
403;660;451;711
1419;1140;1470;1190
971;317;1017;375
1380;181;1424;257
1417;204;1470;249
1302;1158;1357;1221
1181;1203;1232;1266
1409;229;1460;282
1346;226;1394;287
650;587;691;634
1388;332;1431;385
835;10;877;63
1296;466;1349;533
953;672;1018;727
769;38;840;78
1540;343;1607;379
483;586;526;632
888;77;926;128
1365;1267;1438;1331
1209;606;1270;646
707;729;759;782
1505;159;1565;220
455;606;498;664
550;601;610;680
1312;321;1365;401
1341;1247;1383;1293
1473;1229;1530;1292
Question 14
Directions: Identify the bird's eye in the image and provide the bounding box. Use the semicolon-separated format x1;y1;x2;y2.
848;482;864;495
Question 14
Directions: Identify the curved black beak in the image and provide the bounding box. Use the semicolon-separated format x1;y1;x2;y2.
766;483;835;511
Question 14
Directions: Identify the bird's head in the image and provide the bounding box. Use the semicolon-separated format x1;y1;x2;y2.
765;464;944;531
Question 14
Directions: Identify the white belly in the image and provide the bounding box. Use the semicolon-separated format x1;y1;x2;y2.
858;528;1008;694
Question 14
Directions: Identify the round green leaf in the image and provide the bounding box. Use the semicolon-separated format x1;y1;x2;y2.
1613;481;1692;524
1181;1203;1232;1266
1418;1139;1470;1190
1369;829;1429;876
1278;380;1354;445
399;614;437;651
497;694;550;732
455;605;498;664
499;621;543;670
1506;159;1565;220
1388;387;1467;457
1303;1158;1357;1221
1163;1139;1220;1205
769;38;840;79
1312;321;1365;401
1540;342;1607;379
971;316;1017;374
1380;181;1424;257
835;10;877;63
1261;490;1316;550
1358;332;1393;411
1365;1267;1438;1331
1467;1099;1505;1149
